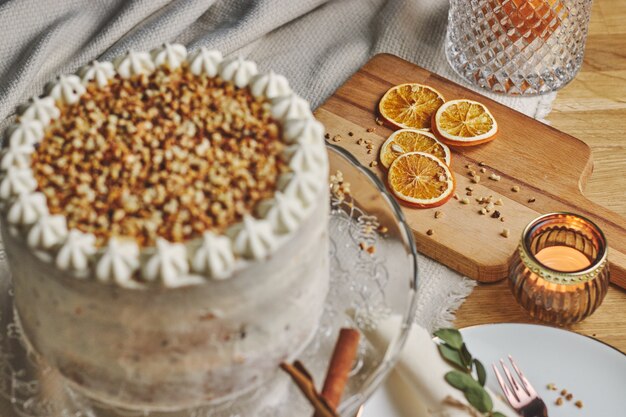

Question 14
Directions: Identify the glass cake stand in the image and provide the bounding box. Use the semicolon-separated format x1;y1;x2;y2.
0;144;419;417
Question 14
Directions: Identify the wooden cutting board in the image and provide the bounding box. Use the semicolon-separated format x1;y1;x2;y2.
315;53;626;289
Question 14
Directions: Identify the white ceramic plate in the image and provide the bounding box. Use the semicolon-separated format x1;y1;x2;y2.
362;323;626;417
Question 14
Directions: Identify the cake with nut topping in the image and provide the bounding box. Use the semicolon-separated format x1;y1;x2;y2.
0;44;329;411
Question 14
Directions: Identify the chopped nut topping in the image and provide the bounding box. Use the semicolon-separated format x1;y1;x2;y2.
565;393;573;401
575;400;583;408
460;197;470;205
471;175;481;184
478;161;486;167
512;185;520;192
332;134;343;142
366;127;376;133
479;208;487;215
556;397;563;406
33;65;287;246
426;229;434;236
434;210;444;219
378;225;388;234
480;167;486;173
501;228;510;238
495;198;503;206
348;131;354;136
491;210;501;219
489;173;501;181
528;197;536;203
375;117;384;126
324;133;330;139
369;160;378;167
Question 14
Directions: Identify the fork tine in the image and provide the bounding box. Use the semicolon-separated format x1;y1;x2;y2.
508;355;537;397
492;363;519;406
499;359;524;400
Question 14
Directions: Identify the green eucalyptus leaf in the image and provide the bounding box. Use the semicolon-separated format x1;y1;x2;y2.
465;385;493;413
444;370;477;391
438;344;465;370
460;343;473;368
474;358;487;386
492;412;508;417
434;328;464;350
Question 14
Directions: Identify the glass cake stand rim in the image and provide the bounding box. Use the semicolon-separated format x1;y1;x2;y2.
326;143;419;416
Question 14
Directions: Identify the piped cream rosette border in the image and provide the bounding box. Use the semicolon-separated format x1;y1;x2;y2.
0;44;328;289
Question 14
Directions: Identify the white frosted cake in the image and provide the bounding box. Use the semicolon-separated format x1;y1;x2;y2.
0;44;329;411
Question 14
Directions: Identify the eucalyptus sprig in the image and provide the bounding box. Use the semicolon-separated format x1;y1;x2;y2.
434;328;507;417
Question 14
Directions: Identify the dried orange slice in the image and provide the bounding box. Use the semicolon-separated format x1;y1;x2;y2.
432;99;498;147
387;152;455;208
379;129;451;169
378;83;445;130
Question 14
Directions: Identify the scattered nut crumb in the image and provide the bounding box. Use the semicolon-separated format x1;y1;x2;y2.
512;185;520;192
501;228;510;238
466;186;474;191
366;245;376;254
453;193;460;200
348;131;354;137
561;389;568;396
367;149;373;154
491;210;501;219
378;225;388;234
480;167;486;173
460;197;470;205
556;397;563;406
375;117;384;126
426;229;434;236
489;173;501;181
357;138;364;145
479;208;487;215
528;197;536;203
369;161;378;167
359;242;366;251
434;211;444;219
472;175;481;184
468;169;477;177
465;163;472;169
566;393;573;401
332;134;342;142
485;202;495;212
366;144;373;150
366;127;376;133
575;400;583;409
478;161;486;167
466;191;473;196
324;133;330;139
500;216;505;222
495;198;503;206
547;383;557;391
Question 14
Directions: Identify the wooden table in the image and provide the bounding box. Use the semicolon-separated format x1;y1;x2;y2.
455;0;626;354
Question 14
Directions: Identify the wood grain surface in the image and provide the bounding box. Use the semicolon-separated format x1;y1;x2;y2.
455;0;626;353
316;54;626;291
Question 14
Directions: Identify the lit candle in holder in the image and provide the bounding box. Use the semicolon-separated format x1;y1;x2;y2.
508;212;610;324
534;246;591;272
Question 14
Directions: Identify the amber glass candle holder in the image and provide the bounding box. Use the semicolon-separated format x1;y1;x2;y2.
509;212;609;324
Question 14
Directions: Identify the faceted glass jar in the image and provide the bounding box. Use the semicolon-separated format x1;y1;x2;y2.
445;0;593;95
509;212;609;324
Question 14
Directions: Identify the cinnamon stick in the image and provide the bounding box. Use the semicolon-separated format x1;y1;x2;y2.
280;361;338;417
315;328;361;415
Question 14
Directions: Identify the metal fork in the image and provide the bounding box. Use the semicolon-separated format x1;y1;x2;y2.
492;355;548;417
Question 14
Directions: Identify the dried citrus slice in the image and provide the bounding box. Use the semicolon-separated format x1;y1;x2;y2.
379;129;451;169
378;83;445;130
387;151;455;208
432;99;498;147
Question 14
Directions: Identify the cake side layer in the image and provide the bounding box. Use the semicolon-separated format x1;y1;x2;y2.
7;187;330;410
